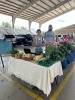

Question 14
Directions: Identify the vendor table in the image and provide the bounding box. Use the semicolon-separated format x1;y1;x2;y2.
8;57;63;96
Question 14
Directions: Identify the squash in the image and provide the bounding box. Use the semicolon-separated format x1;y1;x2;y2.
15;53;22;59
33;55;43;61
38;57;46;61
22;53;32;60
27;54;32;58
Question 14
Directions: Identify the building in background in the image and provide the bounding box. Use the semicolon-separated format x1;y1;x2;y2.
54;24;75;41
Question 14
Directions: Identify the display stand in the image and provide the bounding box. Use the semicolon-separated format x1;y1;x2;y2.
0;54;4;68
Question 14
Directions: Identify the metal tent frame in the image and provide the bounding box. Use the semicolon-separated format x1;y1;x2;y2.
0;0;75;28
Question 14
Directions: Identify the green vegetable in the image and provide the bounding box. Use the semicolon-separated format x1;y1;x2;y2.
45;44;56;58
38;59;56;67
15;53;22;59
38;42;75;67
11;50;19;57
11;49;19;54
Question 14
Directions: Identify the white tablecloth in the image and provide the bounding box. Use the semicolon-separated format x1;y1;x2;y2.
8;57;63;96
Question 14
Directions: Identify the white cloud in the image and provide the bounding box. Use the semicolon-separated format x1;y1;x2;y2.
41;9;75;31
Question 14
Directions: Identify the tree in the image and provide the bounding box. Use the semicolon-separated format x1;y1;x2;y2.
42;31;45;36
1;22;11;28
21;26;27;30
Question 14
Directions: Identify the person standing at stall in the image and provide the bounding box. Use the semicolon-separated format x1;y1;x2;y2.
44;25;55;44
33;29;43;55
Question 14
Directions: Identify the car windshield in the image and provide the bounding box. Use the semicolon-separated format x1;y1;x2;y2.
5;35;15;38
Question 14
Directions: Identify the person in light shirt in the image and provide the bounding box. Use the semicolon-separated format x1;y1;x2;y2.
33;29;43;55
44;25;55;44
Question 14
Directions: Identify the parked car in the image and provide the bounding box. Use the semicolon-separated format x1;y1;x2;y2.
15;34;33;46
4;34;33;46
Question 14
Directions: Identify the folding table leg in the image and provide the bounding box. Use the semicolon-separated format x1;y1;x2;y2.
0;55;4;68
55;76;58;85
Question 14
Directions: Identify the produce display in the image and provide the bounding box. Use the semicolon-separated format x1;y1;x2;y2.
11;42;75;67
33;55;45;61
11;50;19;57
22;53;34;61
38;42;75;67
15;53;22;59
45;44;56;58
38;59;56;67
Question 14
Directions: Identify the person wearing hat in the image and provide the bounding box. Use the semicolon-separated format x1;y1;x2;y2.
44;25;55;44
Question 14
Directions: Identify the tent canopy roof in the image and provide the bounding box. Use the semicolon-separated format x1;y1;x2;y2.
0;0;75;24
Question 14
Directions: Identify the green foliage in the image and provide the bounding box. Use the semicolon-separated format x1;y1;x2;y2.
61;42;75;52
39;42;75;67
45;44;56;57
11;50;19;54
41;31;45;36
20;26;27;30
59;45;69;57
1;22;11;28
50;49;64;61
38;58;56;67
15;52;22;59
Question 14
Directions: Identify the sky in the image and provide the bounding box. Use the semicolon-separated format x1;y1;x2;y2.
41;9;75;31
0;9;75;33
